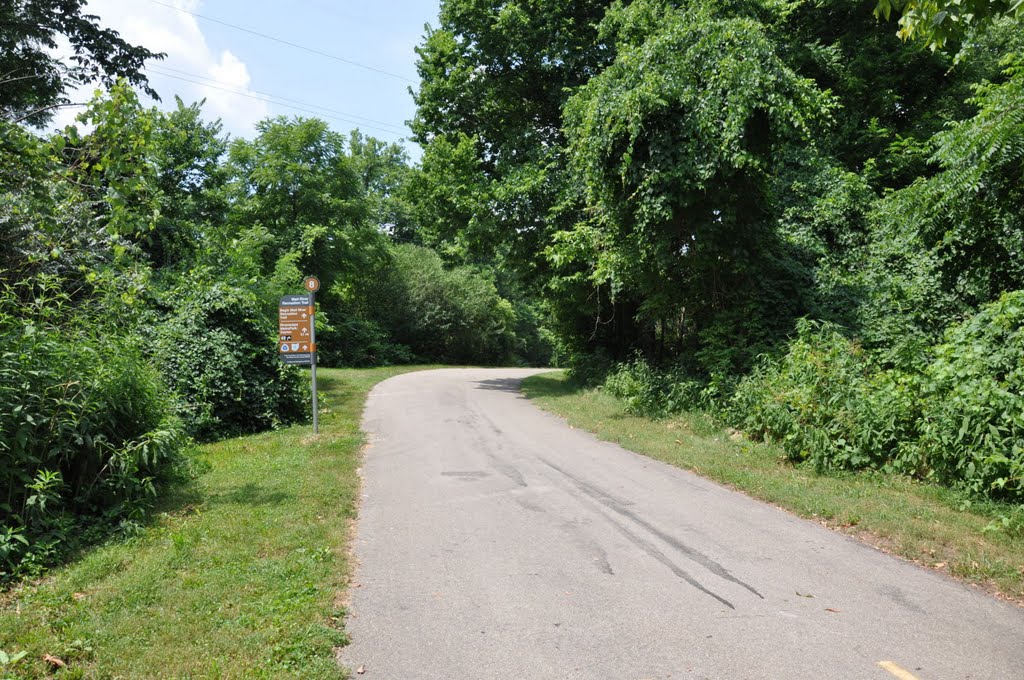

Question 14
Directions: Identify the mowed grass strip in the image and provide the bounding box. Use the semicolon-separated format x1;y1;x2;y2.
522;371;1024;603
0;365;427;679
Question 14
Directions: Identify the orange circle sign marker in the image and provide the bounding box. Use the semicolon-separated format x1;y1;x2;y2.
304;276;320;293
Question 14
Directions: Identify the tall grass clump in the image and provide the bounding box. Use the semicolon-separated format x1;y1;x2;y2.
0;283;185;579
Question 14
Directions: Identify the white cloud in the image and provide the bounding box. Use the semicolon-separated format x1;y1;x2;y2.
50;0;268;138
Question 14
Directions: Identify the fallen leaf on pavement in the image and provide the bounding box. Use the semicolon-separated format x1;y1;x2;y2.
796;592;814;598
356;664;366;674
824;608;840;613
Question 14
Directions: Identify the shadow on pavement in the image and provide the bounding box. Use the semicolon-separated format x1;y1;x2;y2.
473;377;526;393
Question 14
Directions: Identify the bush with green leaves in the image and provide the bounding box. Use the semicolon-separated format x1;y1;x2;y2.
150;280;307;441
370;245;518;364
562;347;614;387
0;283;184;578
316;313;415;368
916;291;1024;500
603;356;670;417
602;356;712;418
730;320;920;472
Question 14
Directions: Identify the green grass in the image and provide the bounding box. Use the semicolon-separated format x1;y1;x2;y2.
0;365;429;679
522;371;1024;603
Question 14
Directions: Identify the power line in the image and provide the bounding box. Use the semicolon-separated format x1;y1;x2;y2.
145;68;407;139
145;0;416;84
149;65;407;132
147;67;406;138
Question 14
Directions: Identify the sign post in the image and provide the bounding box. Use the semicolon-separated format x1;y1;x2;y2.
279;276;321;434
304;276;320;434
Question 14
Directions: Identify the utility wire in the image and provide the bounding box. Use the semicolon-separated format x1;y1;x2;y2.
145;0;416;83
145;68;406;139
149;65;407;132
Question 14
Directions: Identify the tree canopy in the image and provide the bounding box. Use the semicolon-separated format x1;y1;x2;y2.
0;0;161;125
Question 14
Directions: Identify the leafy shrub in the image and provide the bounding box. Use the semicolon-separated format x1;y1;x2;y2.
564;348;614;387
602;355;717;418
0;283;184;578
603;356;670;417
730;320;920;472
150;281;307;441
316;313;415;368
917;291;1024;500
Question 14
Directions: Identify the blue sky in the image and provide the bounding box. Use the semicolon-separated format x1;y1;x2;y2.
53;0;441;156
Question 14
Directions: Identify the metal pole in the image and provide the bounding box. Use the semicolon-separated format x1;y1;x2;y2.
310;291;318;435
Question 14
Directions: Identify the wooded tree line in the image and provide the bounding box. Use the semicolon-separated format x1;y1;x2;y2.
410;0;1024;506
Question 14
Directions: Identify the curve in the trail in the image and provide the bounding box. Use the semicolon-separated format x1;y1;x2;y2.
342;368;1024;680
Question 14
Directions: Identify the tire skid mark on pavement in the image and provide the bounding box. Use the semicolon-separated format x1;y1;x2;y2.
539;457;764;601
535;458;772;610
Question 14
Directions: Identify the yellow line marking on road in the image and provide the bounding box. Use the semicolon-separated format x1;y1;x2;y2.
879;660;921;680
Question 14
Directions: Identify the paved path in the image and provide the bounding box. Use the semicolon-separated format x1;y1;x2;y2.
342;368;1024;679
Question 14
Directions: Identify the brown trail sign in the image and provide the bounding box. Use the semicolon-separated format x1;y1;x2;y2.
278;294;314;365
280;276;321;433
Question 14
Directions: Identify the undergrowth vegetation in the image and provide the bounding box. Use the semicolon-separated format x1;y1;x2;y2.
917;292;1024;500
0;284;185;579
730;320;920;475
598;292;1024;506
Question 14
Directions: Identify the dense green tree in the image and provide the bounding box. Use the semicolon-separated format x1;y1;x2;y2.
544;0;892;371
907;56;1024;302
145;98;229;269
347;130;417;241
0;119;78;285
0;0;161;125
560;1;832;369
412;0;613;273
1;82;160;300
406;131;495;261
854;52;1024;349
772;0;963;186
226;117;381;294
